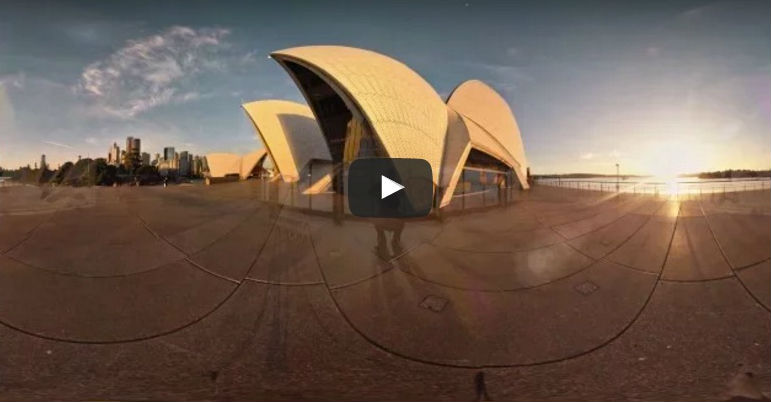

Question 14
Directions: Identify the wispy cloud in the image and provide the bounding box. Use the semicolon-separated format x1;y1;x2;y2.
580;152;595;160
74;26;230;119
463;61;534;94
42;140;74;149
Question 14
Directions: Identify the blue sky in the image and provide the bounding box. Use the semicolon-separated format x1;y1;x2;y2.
1;0;769;175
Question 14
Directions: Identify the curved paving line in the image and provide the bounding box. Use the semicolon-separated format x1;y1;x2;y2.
697;199;771;313
0;185;84;254
244;277;324;286
118;188;267;264
429;195;657;255
322;222;447;291
341;195;662;294
0;193;287;344
533;192;646;228
401;198;670;294
2;186;259;280
303;201;678;369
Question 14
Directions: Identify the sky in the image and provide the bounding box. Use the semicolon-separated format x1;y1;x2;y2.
1;0;769;175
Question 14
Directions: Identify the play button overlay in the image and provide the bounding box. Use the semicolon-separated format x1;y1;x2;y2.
381;175;404;199
348;158;433;218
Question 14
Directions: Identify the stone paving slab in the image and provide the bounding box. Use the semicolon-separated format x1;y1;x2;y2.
247;209;324;284
662;215;733;281
607;201;679;272
399;242;593;291
331;260;657;366
0;184;768;400
306;215;440;288
705;211;771;269
433;226;562;252
0;254;235;342
552;197;648;239
489;277;771;401
7;204;185;276
737;260;771;310
0;213;50;252
189;205;278;281
568;213;650;259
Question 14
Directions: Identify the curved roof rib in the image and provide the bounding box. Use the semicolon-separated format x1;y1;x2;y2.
206;150;267;180
205;153;243;178
447;79;529;189
242;100;331;182
271;45;448;184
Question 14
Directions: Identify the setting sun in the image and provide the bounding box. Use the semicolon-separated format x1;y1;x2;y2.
638;139;710;178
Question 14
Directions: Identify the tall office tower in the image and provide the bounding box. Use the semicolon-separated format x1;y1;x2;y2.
152;153;161;166
132;138;141;155
40;154;46;170
163;147;175;163
108;142;120;166
141;152;150;166
126;136;134;155
179;151;190;176
192;155;201;176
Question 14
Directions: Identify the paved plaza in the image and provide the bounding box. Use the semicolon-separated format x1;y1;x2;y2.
0;182;768;400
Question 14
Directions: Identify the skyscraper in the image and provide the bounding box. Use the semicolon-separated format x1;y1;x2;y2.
40;154;46;170
124;136;141;169
132;138;141;155
179;151;190;176
192;155;202;176
163;147;175;163
108;143;120;166
141;152;150;166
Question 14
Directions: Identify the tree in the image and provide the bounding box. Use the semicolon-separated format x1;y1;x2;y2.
94;158;118;185
51;162;73;184
122;151;141;174
135;165;162;185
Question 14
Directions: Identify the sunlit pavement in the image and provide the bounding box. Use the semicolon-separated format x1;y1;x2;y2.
0;181;768;400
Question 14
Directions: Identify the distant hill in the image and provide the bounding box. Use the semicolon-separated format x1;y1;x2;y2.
532;173;643;179
681;169;771;179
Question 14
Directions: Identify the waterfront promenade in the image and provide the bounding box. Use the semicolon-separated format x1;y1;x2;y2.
0;181;768;400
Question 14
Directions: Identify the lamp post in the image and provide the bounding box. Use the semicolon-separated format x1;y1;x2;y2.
615;163;620;193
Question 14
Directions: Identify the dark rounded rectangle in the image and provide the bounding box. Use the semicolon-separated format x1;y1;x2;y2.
348;158;433;218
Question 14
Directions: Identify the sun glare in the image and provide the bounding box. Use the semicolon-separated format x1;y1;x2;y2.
641;139;705;180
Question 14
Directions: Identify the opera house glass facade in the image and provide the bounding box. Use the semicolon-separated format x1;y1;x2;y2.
207;45;530;211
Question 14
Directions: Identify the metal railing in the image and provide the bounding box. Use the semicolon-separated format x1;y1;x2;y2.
535;178;771;195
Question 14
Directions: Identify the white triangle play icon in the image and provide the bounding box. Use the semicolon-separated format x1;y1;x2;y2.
381;175;405;199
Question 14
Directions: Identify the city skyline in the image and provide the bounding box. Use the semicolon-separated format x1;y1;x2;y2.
1;0;769;175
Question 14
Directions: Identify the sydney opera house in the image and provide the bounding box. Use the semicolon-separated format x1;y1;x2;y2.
206;45;530;208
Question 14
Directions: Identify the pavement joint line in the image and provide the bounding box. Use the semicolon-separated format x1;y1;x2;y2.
125;197;245;284
394;196;662;292
324;218;447;291
0;190;288;345
697;199;771;313
1;186;75;255
539;198;672;276
359;196;664;293
0;252;193;279
733;257;771;272
429;195;660;255
301;198;680;369
243;277;324;286
535;192;646;229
